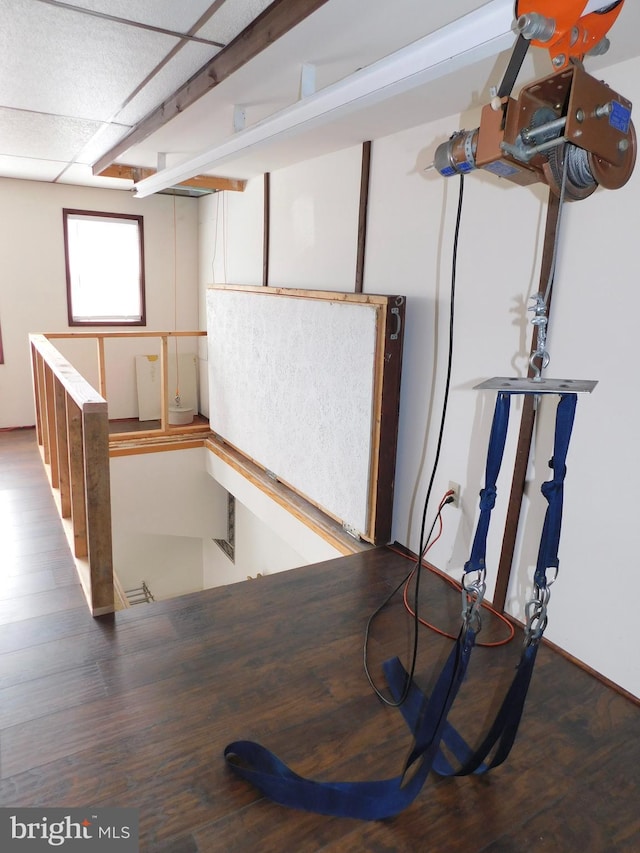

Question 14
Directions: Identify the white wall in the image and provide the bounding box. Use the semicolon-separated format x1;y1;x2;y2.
0;179;200;427
204;448;344;569
203;497;309;588
197;55;640;698
110;447;227;599
269;147;361;290
110;445;327;598
114;533;205;602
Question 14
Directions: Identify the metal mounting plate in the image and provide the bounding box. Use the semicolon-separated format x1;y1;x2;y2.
474;377;598;394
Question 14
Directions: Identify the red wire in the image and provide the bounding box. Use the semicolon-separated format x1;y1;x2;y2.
393;492;515;648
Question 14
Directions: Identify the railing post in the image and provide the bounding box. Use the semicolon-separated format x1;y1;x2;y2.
31;342;43;447
160;334;169;431
38;356;50;462
67;396;88;559
44;365;59;488
97;336;107;399
54;378;71;518
83;407;114;615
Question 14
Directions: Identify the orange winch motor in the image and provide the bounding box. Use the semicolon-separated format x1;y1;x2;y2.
433;1;635;200
515;0;624;69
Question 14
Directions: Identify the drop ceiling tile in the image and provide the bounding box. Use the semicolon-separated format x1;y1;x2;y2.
197;0;273;44
115;42;221;126
74;122;134;165
0;154;67;182
59;0;220;34
0;0;178;121
0;108;103;161
55;163;133;190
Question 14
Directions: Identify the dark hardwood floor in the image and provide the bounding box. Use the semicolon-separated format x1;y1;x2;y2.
1;428;639;851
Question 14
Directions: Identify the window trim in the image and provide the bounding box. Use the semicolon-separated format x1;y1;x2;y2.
63;208;146;327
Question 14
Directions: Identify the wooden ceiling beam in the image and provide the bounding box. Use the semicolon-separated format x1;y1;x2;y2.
98;164;246;192
92;0;332;176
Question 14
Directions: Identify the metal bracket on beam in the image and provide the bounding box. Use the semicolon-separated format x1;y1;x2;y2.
300;62;317;99
342;522;361;540
233;105;246;133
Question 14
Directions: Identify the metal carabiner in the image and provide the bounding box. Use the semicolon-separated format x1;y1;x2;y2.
524;583;552;646
461;569;486;633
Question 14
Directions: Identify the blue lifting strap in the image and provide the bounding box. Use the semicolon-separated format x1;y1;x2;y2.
385;393;577;778
465;391;511;575
535;393;577;589
223;392;576;819
224;628;475;820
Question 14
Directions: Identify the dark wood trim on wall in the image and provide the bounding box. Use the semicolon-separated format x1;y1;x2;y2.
492;191;561;613
373;294;405;544
263;172;270;286
355;141;372;293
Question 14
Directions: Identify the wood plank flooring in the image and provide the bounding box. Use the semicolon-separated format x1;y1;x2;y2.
1;427;639;851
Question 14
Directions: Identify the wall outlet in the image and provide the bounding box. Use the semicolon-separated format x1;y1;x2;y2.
448;481;460;508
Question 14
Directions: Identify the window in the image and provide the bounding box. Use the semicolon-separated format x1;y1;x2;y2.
214;493;236;563
63;209;146;326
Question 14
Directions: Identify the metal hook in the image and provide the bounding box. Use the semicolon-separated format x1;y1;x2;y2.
529;348;550;380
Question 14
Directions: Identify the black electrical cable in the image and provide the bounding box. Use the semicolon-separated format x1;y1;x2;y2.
363;174;466;706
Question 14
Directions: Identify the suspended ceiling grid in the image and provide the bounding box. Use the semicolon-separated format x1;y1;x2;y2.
0;0;638;193
0;0;272;187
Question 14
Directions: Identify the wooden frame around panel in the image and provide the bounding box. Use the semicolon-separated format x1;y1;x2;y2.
207;285;405;545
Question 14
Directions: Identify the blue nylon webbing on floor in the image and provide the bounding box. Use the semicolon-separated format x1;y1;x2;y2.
225;628;475;820
224;392;577;819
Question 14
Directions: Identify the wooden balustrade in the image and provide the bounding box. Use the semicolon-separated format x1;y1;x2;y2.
44;330;209;441
29;330;209;616
30;334;114;615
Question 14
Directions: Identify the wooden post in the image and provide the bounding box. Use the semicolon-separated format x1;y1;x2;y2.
83;408;114;615
54;378;71;518
97;336;107;399
492;192;561;612
38;356;50;461
67;397;88;559
44;363;59;487
31;343;43;446
160;335;169;430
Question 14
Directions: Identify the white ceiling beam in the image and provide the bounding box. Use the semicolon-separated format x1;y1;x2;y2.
134;0;516;198
93;0;333;175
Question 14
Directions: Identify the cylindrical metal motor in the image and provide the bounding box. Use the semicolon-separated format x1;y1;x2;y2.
433;129;479;177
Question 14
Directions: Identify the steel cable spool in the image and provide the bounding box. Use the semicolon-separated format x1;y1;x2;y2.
544;143;598;201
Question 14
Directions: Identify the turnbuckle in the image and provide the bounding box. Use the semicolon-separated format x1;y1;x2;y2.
461;568;486;634
528;293;550;380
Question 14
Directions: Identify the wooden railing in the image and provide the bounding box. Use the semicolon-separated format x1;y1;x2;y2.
44;330;209;442
29;330;209;616
30;333;115;615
